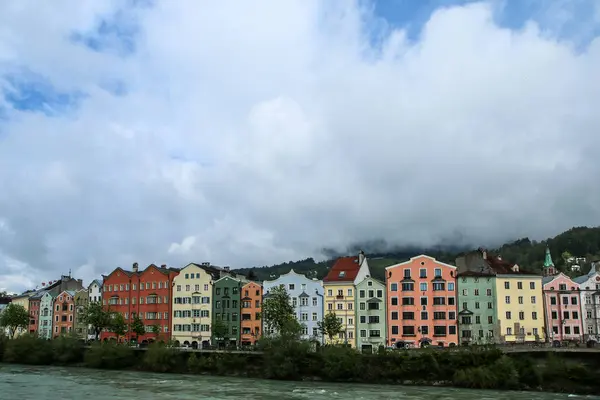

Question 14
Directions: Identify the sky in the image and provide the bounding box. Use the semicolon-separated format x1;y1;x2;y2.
1;0;600;293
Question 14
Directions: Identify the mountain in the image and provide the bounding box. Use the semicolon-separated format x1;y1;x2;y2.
236;226;600;282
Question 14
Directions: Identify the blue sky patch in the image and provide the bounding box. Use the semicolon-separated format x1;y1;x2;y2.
2;71;87;116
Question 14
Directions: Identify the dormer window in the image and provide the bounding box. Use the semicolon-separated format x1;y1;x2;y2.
339;271;346;278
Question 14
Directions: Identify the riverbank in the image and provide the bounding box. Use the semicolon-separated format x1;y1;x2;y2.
1;335;599;394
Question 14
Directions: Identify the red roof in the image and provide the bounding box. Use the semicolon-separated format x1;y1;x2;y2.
323;256;361;282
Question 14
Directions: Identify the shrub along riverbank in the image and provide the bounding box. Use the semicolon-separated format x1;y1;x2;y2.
1;334;599;394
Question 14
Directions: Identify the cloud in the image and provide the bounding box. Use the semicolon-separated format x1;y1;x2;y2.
0;0;600;292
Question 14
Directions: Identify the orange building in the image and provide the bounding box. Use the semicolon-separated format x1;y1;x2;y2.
53;290;75;337
240;281;262;345
386;255;458;348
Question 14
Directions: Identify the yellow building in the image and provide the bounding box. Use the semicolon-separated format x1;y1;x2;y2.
495;270;545;343
9;292;34;337
322;252;370;347
171;263;219;348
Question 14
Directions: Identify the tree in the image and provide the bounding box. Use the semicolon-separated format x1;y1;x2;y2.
151;323;161;340
130;314;145;342
212;318;228;342
262;285;301;338
81;302;112;341
246;269;257;281
110;312;127;340
0;303;30;338
318;312;343;343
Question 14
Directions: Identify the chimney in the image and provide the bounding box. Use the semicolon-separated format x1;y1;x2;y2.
77;279;82;286
133;262;139;272
358;250;365;266
160;264;167;269
223;266;230;272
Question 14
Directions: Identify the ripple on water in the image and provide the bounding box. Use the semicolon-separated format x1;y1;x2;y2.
1;365;599;400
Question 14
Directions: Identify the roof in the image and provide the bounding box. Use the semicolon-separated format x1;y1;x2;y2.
484;253;538;276
89;279;103;288
323;256;360;283
457;271;495;278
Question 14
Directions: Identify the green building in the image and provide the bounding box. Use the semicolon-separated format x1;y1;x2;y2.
355;276;386;352
73;289;89;340
456;271;499;345
212;276;242;347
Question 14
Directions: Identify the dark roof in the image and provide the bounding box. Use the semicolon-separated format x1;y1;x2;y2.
484;254;538;275
457;271;495;278
323;256;360;283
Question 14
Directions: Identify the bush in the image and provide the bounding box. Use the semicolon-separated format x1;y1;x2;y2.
3;334;53;365
142;343;179;373
52;335;85;365
83;342;136;369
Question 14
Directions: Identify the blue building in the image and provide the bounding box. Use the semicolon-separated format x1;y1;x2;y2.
263;269;324;343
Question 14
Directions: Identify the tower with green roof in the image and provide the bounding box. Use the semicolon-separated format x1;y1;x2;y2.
542;246;556;277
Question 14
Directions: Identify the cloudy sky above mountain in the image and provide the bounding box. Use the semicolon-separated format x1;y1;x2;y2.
1;0;600;292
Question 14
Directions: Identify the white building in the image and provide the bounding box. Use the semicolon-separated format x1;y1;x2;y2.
86;279;103;341
574;266;600;342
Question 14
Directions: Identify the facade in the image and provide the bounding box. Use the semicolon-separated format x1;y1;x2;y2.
28;291;45;334
457;248;546;343
574;267;600;342
9;292;33;337
171;263;218;348
74;289;89;339
88;280;103;303
86;279;103;340
543;273;583;342
355;276;386;352
386;255;458;348
53;290;75;337
323;252;370;347
494;271;544;342
101;263;179;343
212;276;243;347
456;272;498;345
262;269;324;342
38;292;55;339
240;281;262;346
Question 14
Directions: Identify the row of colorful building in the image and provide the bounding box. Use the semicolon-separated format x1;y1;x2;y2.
4;248;600;352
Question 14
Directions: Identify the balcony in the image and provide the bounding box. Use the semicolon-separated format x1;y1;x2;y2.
336;295;344;300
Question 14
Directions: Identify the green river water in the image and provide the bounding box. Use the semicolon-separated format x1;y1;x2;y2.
1;364;598;399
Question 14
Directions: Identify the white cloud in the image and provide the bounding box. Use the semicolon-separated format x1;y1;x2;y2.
0;1;599;292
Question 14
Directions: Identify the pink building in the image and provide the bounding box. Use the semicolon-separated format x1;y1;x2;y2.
543;273;583;342
386;255;458;348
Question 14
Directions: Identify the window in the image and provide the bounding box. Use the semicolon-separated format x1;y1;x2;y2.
519;311;524;320
550;296;557;305
390;283;398;292
517;282;523;290
421;326;429;334
531;296;536;304
507;327;512;335
529;282;535;290
288;284;295;290
420;283;427;291
532;312;537;320
504;282;510;289
506;311;511;320
462;289;468;296
448;282;455;291
433;326;446;336
404;269;411;278
505;296;510;304
402;312;415;320
432;282;445;291
419;268;427;278
486;289;492;296
571;296;578;305
421;311;428;320
434;268;442;277
474;289;479;296
359;290;365;298
402;297;414;305
518;296;523;304
402;282;414;291
391;297;398;306
391;311;399;320
402;326;415;335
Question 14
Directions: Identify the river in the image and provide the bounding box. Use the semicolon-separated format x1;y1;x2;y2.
0;364;598;399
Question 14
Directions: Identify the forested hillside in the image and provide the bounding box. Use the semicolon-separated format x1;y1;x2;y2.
236;226;600;282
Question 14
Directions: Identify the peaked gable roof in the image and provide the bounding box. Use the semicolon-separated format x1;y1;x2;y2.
324;256;360;283
542;272;577;287
385;254;457;270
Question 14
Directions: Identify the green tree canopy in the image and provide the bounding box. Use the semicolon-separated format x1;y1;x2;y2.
262;285;301;338
130;314;145;340
318;311;343;342
110;312;127;339
81;302;112;341
0;303;30;338
212;318;228;341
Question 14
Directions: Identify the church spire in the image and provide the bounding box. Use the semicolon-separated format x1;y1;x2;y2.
543;246;556;276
